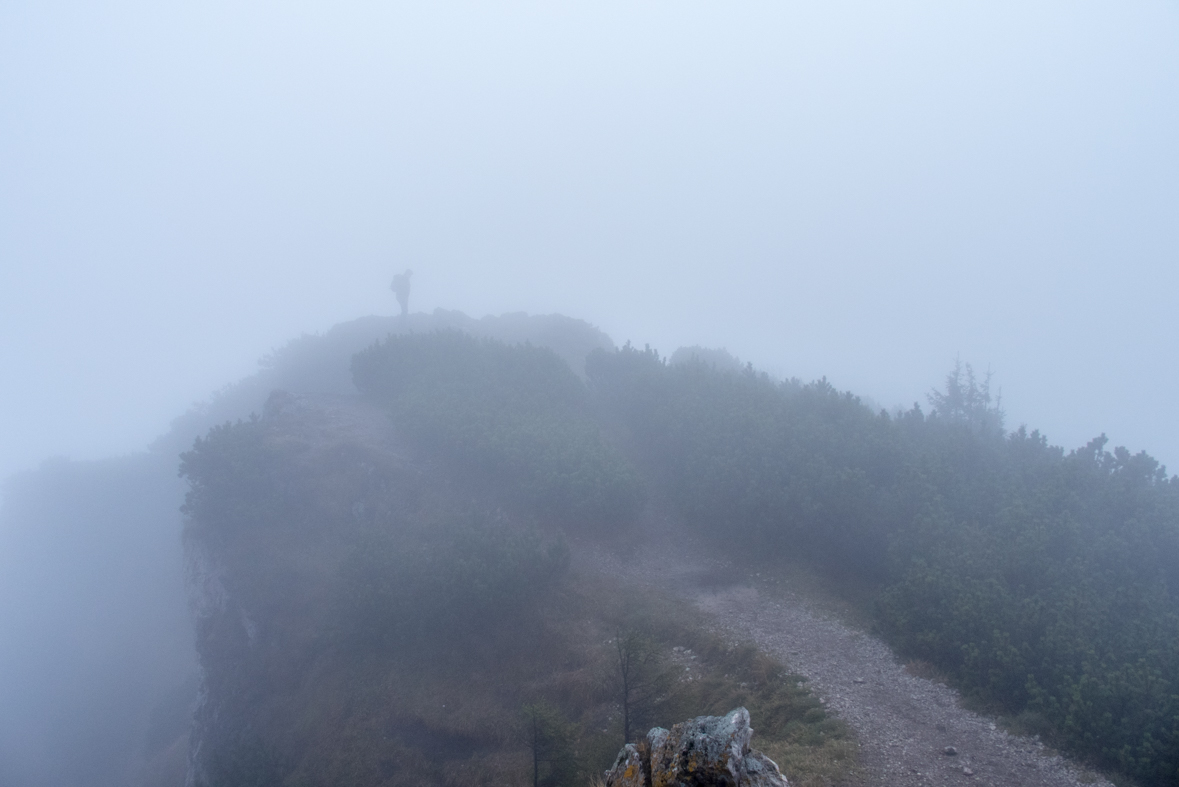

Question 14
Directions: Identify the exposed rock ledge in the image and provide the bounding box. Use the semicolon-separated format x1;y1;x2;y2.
605;707;789;787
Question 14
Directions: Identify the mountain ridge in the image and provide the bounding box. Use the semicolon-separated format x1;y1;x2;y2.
3;309;1178;787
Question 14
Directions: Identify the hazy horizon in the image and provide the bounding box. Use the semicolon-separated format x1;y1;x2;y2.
3;0;1177;483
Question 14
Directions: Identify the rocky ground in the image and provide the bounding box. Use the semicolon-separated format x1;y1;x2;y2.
572;513;1115;787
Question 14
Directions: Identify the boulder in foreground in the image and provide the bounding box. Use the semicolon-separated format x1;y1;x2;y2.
605;707;789;787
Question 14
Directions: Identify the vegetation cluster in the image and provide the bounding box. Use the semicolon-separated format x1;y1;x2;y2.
352;332;645;527
178;336;850;787
181;328;1179;787
587;345;1179;786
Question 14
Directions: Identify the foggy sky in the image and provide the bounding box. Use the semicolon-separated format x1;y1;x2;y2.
2;0;1177;484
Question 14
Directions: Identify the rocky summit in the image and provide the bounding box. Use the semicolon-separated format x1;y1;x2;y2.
605;708;789;787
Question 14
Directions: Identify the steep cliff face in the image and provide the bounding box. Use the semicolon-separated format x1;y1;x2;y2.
181;397;406;785
180;394;580;786
182;534;239;787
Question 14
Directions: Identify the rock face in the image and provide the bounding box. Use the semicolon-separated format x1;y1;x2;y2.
605;708;789;787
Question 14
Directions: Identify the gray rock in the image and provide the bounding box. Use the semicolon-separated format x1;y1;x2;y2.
608;743;648;787
742;751;788;787
605;708;789;787
648;727;670;757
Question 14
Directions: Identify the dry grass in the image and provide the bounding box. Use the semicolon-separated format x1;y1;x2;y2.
762;736;860;787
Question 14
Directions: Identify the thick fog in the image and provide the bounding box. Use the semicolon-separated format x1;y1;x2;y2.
2;0;1178;480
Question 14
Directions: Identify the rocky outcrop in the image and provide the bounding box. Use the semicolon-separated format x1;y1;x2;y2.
605;708;789;787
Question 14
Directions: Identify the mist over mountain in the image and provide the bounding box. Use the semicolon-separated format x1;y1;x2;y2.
0;455;191;787
0;311;611;787
3;0;1177;489
4;3;1176;785
2;309;1177;787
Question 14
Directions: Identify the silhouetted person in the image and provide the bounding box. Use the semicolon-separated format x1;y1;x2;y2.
391;269;413;318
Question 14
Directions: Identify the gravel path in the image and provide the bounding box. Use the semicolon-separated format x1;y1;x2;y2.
300;393;1115;787
571;517;1114;787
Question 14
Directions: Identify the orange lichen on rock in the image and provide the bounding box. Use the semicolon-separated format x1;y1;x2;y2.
606;708;789;787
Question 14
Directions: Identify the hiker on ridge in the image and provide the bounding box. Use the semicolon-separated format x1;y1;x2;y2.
391;269;413;318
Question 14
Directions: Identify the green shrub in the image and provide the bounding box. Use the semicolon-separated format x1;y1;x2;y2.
520;701;579;787
340;514;569;650
586;344;897;576
179;417;281;534
353;331;645;528
199;734;287;787
588;345;1179;786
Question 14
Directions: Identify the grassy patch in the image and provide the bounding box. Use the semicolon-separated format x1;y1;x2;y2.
562;576;859;786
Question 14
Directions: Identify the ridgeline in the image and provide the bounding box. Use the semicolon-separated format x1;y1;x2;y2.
3;310;1176;787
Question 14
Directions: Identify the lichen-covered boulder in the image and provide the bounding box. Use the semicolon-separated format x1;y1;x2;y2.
605;708;789;787
647;708;749;787
607;742;649;787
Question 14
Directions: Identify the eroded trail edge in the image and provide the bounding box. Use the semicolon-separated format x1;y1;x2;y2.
573;521;1114;787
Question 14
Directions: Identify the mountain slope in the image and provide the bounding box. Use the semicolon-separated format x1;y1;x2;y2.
179;390;852;787
6;311;1178;787
0;311;615;787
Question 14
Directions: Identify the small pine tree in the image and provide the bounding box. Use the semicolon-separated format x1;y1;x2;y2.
927;357;1005;435
520;701;578;787
612;628;670;745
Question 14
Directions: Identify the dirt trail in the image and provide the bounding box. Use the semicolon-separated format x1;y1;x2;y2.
300;393;1114;787
572;517;1114;787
